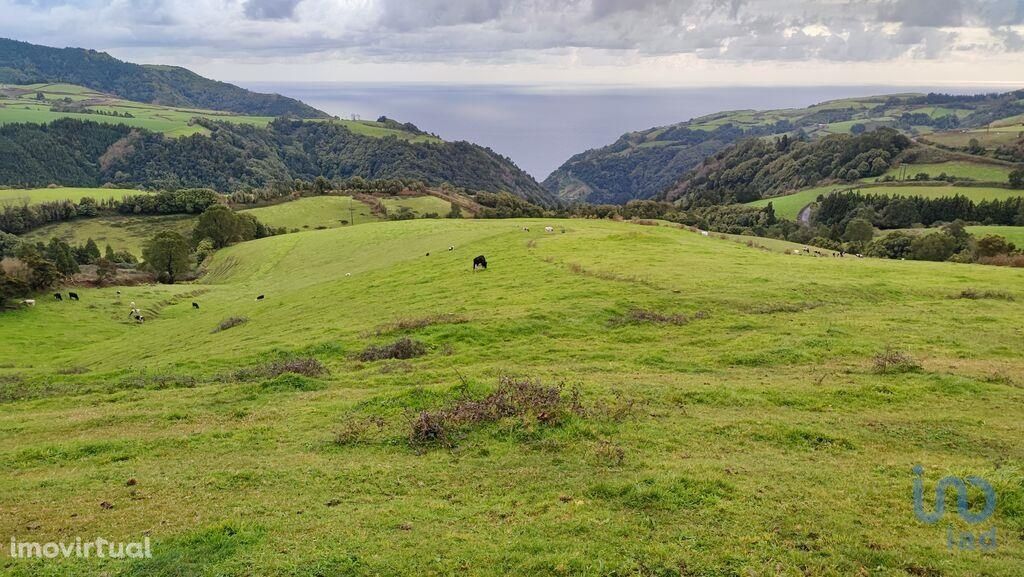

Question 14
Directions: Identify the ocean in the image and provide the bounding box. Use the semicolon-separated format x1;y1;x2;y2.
240;83;1018;180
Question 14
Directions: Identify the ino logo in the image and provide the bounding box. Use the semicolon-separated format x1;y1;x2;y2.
913;465;997;550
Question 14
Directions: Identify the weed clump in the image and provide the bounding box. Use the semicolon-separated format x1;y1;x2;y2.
872;347;922;374
233;357;328;381
952;289;1015;301
610;308;708;327
359;338;427;362
371;314;467;336
408;376;585;448
212;316;248;333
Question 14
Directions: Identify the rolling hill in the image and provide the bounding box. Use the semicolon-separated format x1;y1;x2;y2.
1;219;1023;575
545;90;1024;205
0;38;327;118
0;118;555;205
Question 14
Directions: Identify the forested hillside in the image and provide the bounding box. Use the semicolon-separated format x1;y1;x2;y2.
546;90;1024;204
0;38;327;118
663;129;913;207
0;118;554;205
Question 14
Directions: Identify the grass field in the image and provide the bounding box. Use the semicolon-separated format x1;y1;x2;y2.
1;218;1022;575
965;225;1024;246
240;196;381;230
0;83;441;142
0;187;148;207
750;184;1024;221
22;214;197;256
870;161;1015;183
926;128;1024;149
382;195;452;217
747;185;843;219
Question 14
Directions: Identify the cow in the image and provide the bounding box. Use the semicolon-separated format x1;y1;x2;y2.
192;302;200;309
54;293;63;301
256;295;265;301
426;252;430;257
68;292;79;301
473;255;488;270
701;231;710;237
545;226;554;233
522;227;530;232
449;246;455;251
22;299;35;307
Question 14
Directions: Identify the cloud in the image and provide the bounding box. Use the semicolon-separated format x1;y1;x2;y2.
0;0;1022;70
244;0;302;20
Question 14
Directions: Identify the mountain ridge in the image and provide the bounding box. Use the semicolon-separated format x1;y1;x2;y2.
0;38;328;118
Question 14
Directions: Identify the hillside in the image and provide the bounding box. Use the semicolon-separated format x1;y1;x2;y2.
545;90;1024;204
2;219;1023;575
0;38;327;118
0;118;555;205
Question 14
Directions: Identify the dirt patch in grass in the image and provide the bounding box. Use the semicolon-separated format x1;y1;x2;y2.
609;307;709;327
749;302;825;314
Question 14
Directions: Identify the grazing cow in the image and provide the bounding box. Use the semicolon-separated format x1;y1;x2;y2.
545;226;554;233
68;292;79;301
256;295;265;301
54;293;63;301
473;255;488;270
345;272;352;277
426;252;430;257
22;299;35;307
522;227;530;232
135;314;145;324
192;302;200;309
701;231;710;237
449;246;455;251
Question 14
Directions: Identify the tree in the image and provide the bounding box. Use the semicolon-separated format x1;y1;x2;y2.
143;231;192;284
866;231;914;259
447;204;463;219
850;123;866;135
83;238;101;263
1010;168;1024;189
975;235;1016;258
910;232;958;262
842;218;874;243
193;205;242;249
105;244;116;261
967;138;985;155
95;258;117;286
47;238;79;276
0;268;29;307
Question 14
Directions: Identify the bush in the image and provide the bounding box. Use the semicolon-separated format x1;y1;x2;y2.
259;373;325;392
952;289;1015;301
358;338;427;361
609;308;708;327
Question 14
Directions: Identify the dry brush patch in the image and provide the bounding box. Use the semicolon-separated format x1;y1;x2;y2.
358;337;428;362
212;316;248;333
872;347;922;374
950;288;1015;301
232;357;329;381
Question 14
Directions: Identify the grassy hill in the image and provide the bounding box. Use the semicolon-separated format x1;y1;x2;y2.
0;186;148;206
748;184;1022;220
2;218;1022;575
22;213;196;255
546;91;1024;204
0;83;438;142
966;225;1024;246
0;38;327;118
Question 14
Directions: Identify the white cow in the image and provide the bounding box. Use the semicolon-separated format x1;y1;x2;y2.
545;226;554;233
22;299;35;307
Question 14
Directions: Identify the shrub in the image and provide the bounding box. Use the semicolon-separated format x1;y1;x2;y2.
359;338;427;361
408;376;585;448
371;314;467;336
872;347;922;374
212;316;248;333
259;373;325;392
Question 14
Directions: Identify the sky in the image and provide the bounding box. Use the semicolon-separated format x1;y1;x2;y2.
2;0;1024;86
